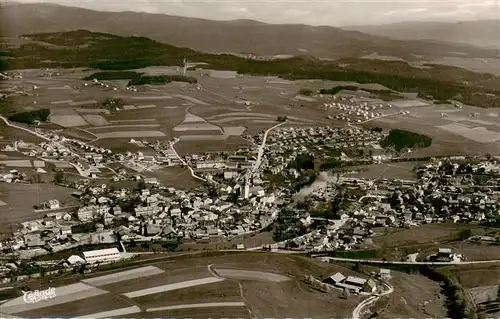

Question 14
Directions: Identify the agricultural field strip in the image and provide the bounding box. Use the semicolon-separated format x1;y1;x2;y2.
178;135;227;141
468;285;499;303
72;306;142;319
0;160;32;167
172;95;209;105
88;124;161;130
135;105;157;109
82;115;110;126
205;112;276;120
94;131;166;139
211;117;276;123
123;277;224;298
129;96;172;100
184;114;208;123
222;126;246;135
173;124;222;132
75;109;110;114
69;100;98;106
51;115;89;128
206;113;318;124
51;100;73;105
0;283;107;314
437;123;500;143
146;302;246;313
82;266;165;287
109;119;156;123
213;269;290;282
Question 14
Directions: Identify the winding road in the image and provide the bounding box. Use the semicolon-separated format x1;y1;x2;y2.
169;139;207;182
352;282;394;319
0;116;51;141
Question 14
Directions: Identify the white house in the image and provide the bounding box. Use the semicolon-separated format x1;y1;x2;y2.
48;199;60;210
77;206;97;222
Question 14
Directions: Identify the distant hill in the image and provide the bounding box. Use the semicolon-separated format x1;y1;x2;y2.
344;20;500;49
1;2;498;60
3;29;500;108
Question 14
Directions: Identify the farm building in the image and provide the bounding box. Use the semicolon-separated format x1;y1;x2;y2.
82;248;121;264
65;255;86;266
323;272;346;286
379;268;391;280
144;177;159;185
324;273;376;294
437;248;453;261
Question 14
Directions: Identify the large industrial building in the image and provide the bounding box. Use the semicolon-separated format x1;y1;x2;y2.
82;248;121;264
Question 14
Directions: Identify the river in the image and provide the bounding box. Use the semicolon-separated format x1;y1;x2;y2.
292;171;338;202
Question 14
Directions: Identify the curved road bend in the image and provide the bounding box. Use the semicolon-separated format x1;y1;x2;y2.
352;282;394;319
169;139;207;182
0;116;51;141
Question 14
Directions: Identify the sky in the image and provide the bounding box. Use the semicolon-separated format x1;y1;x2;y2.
6;0;500;26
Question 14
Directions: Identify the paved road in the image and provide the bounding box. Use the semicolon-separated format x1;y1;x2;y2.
0;116;51;141
251;120;287;174
169;139;207;182
352;282;394;319
315;256;500;265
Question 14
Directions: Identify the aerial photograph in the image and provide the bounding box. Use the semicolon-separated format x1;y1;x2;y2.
0;0;499;318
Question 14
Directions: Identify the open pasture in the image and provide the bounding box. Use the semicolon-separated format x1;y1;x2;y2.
50;110;88;128
0;283;107;314
438;123;500;143
101;267;213;294
371;223;482;248
0;182;78;223
9;252;367;319
174;136;250;155
129;95;172;100
391;99;430;108
16;293;132;319
369;107;500;156
172;94;209;105
141;306;251;319
0;159;32;168
443;264;500;288
376;271;446;319
146;167;202;189
241;280;356;318
123;277;224;299
213;269;290;283
88;124;161;131
0;122;45;144
109;119;156;124
135;104;157;109
82;266;165;287
133;280;242;309
94;131;166;139
173;123;221;132
75;108;110;114
81;114;109;126
468;285;499;304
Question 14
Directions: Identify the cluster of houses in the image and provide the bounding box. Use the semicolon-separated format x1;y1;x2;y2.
273;157;500;254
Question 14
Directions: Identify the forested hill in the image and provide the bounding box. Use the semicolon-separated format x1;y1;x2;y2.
2;29;500;108
2;2;499;61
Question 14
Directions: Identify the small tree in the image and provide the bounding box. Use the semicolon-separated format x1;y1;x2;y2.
458;229;472;241
54;170;64;184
